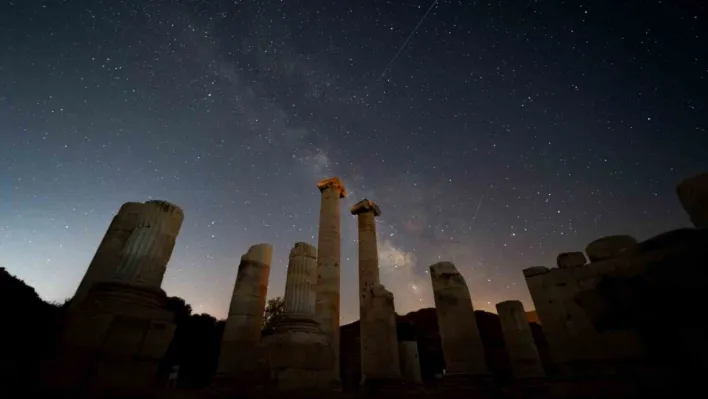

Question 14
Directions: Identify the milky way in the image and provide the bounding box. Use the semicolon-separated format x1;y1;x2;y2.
1;0;706;322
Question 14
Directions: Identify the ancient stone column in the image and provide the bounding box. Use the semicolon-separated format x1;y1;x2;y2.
260;242;335;391
364;284;402;382
399;341;423;384
430;262;488;377
350;198;385;381
496;300;545;379
283;242;318;317
677;172;708;228
71;200;184;308
314;177;346;382
112;200;184;287
217;244;273;376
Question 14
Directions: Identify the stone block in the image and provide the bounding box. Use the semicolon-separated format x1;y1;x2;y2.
585;235;637;262
556;252;586;269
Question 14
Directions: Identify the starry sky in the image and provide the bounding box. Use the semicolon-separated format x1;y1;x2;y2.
1;0;706;322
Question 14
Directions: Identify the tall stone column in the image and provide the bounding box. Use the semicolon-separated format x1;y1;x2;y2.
283;242;318;317
217;244;273;377
677;172;708;228
260;242;335;391
71;200;183;309
314;177;346;382
350;199;385;381
496;300;545;379
430;262;488;377
399;341;423;384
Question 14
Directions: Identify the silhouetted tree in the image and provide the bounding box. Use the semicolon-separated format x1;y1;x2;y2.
261;296;284;336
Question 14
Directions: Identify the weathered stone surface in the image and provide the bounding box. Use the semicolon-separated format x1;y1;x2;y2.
314;177;346;383
260;242;335;392
362;284;401;383
283;242;318;316
72;200;184;308
585;234;637;262
47;281;175;395
351;198;397;383
399;341;423;384
522;266;550;278
429;262;488;377
496;300;545;379
556;251;586;269
677;172;708;228
217;244;272;376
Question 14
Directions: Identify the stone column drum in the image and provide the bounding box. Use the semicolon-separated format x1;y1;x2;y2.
365;284;402;382
350;199;385;381
112;200;184;287
72;202;143;308
496;300;545;379
314;177;346;382
260;242;335;391
677;172;708;228
430;262;489;377
283;242;318;317
217;244;273;376
399;341;423;384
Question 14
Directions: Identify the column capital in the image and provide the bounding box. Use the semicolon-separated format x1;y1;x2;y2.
317;177;347;198
350;198;381;216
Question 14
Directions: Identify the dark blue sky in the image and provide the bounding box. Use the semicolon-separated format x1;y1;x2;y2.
1;0;706;321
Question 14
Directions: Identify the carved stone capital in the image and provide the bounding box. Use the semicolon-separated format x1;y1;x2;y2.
350;198;381;216
316;177;347;198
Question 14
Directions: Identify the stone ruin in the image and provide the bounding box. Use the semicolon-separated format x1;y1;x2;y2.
46;200;184;396
36;170;708;398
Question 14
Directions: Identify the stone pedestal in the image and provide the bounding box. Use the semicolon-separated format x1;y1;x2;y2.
399;341;423;384
361;284;401;387
429;262;489;377
72;200;184;309
496;300;546;379
46;281;176;396
677;172;708;228
217;244;272;379
314;177;346;384
261;242;336;392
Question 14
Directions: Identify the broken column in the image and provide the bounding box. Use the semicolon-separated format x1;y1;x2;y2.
260;242;335;391
217;244;273;378
314;177;346;383
399;341;423;384
362;284;402;391
47;200;184;395
496;300;545;379
430;262;489;378
677;172;708;228
350;198;391;383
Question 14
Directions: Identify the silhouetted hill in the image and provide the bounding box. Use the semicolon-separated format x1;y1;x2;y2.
0;267;64;394
340;307;550;390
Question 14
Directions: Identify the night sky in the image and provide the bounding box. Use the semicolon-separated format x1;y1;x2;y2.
1;0;706;322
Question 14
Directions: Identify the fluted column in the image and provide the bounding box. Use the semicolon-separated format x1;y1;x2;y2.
314;177;346;382
430;261;489;376
71;200;184;309
496;300;545;379
283;242;318;317
112;200;184;287
218;244;273;375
